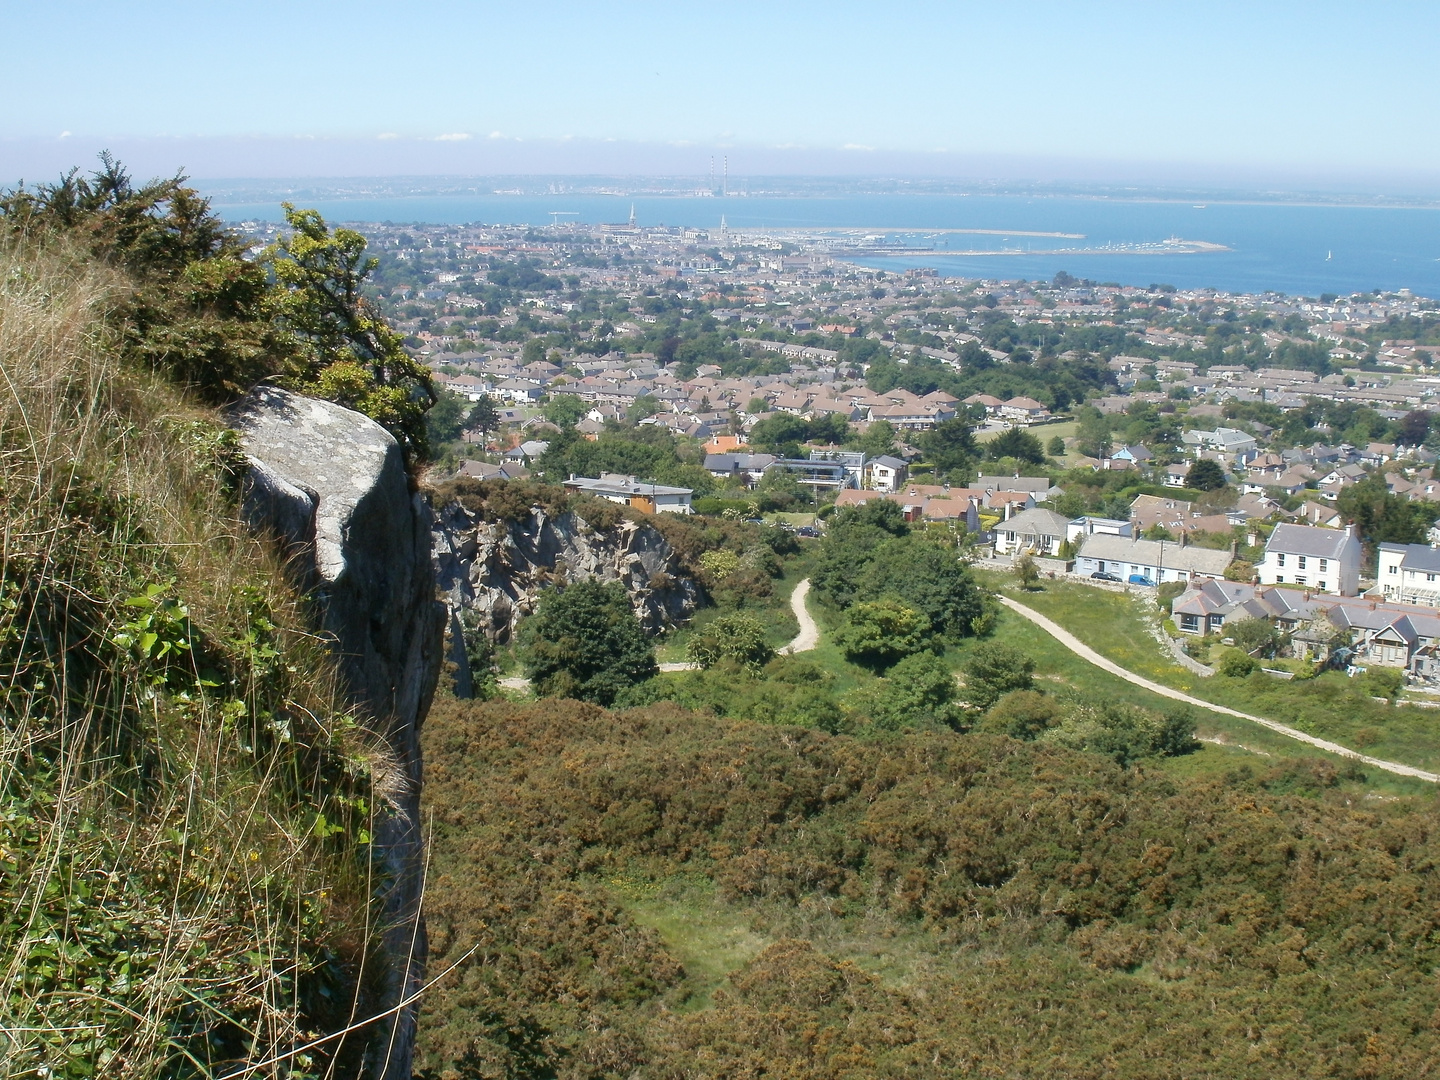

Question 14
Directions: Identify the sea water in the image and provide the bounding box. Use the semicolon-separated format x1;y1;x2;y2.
208;191;1440;300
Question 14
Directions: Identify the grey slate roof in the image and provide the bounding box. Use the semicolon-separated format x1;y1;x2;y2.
1266;524;1353;559
1077;534;1233;576
1380;542;1440;574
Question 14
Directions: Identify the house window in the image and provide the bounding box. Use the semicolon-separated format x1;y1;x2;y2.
1320;559;1328;572
1296;576;1307;586
1276;575;1284;583
1277;553;1286;566
1319;581;1327;591
1390;564;1399;574
1429;574;1437;583
1298;555;1308;569
1180;614;1199;631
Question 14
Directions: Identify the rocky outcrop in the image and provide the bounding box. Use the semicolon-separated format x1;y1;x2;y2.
431;500;702;645
229;387;444;1080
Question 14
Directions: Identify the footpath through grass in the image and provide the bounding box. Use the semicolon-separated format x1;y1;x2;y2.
982;571;1440;783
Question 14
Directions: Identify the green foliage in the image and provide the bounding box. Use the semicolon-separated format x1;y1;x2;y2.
854;651;960;729
1218;649;1258;677
1047;434;1066;456
1229;617;1286;659
0;242;379;1077
1225;557;1256;582
987;425;1046;464
264;203;437;462
687;613;776;671
522;580;658;705
917;418;978;482
1358;666;1404;700
543;393;588;428
978;688;1060;739
1184;458;1228;491
834;598;931;671
1337;475;1435;550
1040;702;1199;765
811;505;986;641
1013;553;1040;590
962;642;1035;708
419;698;1440;1079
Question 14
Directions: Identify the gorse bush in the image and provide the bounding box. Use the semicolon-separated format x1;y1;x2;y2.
0;156;436;461
0;231;385;1072
417;698;1440;1079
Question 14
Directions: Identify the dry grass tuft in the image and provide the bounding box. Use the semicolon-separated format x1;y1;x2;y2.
1;239;385;1077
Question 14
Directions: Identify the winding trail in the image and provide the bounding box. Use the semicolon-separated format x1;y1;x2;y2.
779;579;819;655
502;578;820;687
998;595;1439;783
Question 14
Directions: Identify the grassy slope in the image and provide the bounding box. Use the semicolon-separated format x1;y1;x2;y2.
981;572;1440;782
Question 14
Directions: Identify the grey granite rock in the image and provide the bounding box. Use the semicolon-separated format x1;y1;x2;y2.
431;500;701;680
229;386;444;1080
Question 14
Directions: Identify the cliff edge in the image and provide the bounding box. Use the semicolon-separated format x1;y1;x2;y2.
230;386;444;1080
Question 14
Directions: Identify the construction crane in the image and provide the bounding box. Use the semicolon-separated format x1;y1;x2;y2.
548;211;579;227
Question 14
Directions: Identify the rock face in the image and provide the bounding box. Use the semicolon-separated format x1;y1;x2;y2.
229;387;443;1080
431;500;702;650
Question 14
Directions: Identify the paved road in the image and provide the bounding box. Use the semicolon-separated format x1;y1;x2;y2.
779;579;819;655
500;579;820;689
998;595;1440;784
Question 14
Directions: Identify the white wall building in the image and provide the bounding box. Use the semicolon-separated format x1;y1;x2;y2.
1257;523;1361;596
1377;542;1440;606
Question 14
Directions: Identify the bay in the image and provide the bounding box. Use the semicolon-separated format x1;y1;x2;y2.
207;191;1440;300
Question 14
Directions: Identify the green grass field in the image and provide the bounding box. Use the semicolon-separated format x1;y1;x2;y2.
979;571;1440;787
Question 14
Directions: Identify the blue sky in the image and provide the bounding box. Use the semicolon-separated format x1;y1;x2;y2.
4;0;1439;187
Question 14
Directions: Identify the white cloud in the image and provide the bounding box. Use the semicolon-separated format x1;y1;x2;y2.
435;132;472;141
842;143;874;151
377;132;400;140
58;131;71;139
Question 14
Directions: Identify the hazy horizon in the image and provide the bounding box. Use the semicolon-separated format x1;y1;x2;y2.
7;1;1440;196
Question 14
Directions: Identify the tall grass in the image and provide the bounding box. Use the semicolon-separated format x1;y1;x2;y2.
0;240;384;1076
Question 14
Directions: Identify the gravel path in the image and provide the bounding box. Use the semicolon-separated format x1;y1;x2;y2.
779;579;819;655
998;595;1439;783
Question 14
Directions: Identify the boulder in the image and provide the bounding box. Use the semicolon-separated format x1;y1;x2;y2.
229;387;444;1080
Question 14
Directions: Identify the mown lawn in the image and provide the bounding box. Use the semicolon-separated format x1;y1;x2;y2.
983;572;1440;781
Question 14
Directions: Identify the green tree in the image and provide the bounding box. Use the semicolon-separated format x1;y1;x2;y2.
264;203;436;461
1185;459;1227;491
987;426;1046;464
1013;554;1040;590
1047;435;1066;456
522;338;548;365
1218;650;1257;677
467;394;501;438
425;389;470;448
522;580;657;705
863;651;959;729
918;418;977;482
834;598;931;671
1337;475;1434;548
544;395;588;428
1075;409;1113;459
858;419;898;458
1229;617;1285;659
963;642;1035;709
687;613;776;670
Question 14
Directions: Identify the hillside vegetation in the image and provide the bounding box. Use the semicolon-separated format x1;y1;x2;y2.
0;166;399;1075
418;697;1440;1079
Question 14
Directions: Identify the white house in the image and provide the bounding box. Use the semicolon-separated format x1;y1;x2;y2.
1377;542;1440;607
867;455;909;493
1257;523;1361;595
1074;535;1232;584
995;507;1072;557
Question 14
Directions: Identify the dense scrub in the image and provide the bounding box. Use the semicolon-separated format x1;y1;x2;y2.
418;697;1440;1079
0;182;390;1073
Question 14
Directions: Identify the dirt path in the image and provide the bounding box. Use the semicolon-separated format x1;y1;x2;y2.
499;579;819;689
998;595;1440;783
779;579;819;655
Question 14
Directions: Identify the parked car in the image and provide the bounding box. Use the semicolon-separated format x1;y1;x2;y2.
1128;574;1156;587
796;526;818;537
1090;571;1122;582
